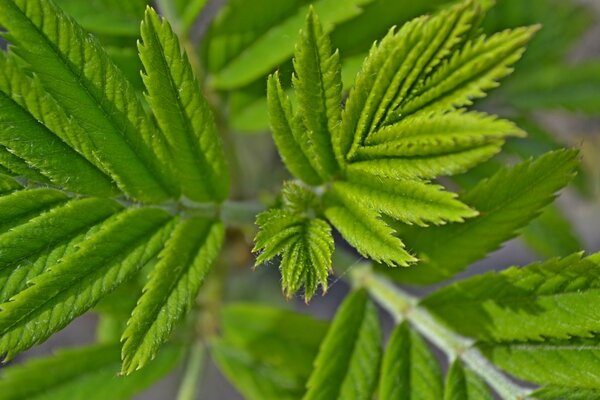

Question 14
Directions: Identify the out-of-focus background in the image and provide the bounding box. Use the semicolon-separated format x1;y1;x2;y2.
1;0;600;398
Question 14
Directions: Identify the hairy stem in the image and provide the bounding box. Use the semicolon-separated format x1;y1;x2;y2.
350;265;533;400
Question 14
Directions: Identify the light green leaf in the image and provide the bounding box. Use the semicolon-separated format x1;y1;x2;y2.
385;149;579;284
0;207;175;359
304;289;381;400
0;188;68;234
122;217;224;373
378;322;443;400
479;336;600;389
211;303;329;400
292;8;341;178
332;176;477;227
208;0;373;89
444;360;492;400
0;146;49;183
0;343;182;400
139;8;229;202
0;0;177;201
267;73;322;185
421;252;600;342
324;190;417;267
532;386;600;400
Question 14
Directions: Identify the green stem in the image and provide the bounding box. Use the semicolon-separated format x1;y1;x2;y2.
351;265;533;400
176;342;206;400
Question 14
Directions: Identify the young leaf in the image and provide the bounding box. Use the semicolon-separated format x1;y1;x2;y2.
0;343;182;400
0;53;118;197
421;252;600;342
292;8;341;178
208;0;372;89
254;209;334;301
139;8;230;202
479;336;600;389
267;73;322;185
444;360;492;400
304;289;381;400
324;191;417;266
0;207;175;359
122;217;224;373
212;303;329;400
378;322;444;399
0;0;177;202
385;149;579;284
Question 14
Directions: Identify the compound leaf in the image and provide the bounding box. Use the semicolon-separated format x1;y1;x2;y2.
444;360;492;400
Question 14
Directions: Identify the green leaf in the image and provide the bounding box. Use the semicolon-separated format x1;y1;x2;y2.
338;1;485;160
324;190;417;267
212;303;329;400
0;0;177;201
0;343;182;400
385;149;579;284
139;8;230;202
332;176;477;227
0;188;68;234
254;208;334;301
292;8;341;178
421;252;600;342
0;207;175;359
444;360;492;400
378;322;443;400
0;53;118;197
208;0;373;89
267;73;322;185
304;289;381;400
121;217;224;373
479;336;600;389
396;25;538;120
0;146;49;183
0;174;21;194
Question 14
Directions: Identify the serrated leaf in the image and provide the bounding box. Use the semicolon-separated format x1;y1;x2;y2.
0;188;68;234
0;207;175;359
332;177;477;227
121;217;224;373
385;149;579;284
267;73;322;185
378;322;443;400
0;146;49;184
338;1;484;160
208;0;372;89
324;190;416;267
479;336;600;390
444;360;492;400
0;0;177;202
292;8;341;178
0;53;118;197
304;289;381;400
212;303;329;400
254;208;334;301
522;203;582;258
0;343;182;400
421;252;600;342
139;8;229;202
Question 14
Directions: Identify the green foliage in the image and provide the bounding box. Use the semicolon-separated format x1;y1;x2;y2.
304;290;381;400
385;149;579;284
0;0;598;398
421;252;600;342
378;322;443;399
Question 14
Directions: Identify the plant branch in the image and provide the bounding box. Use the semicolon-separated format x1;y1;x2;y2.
176;342;206;400
350;265;534;400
